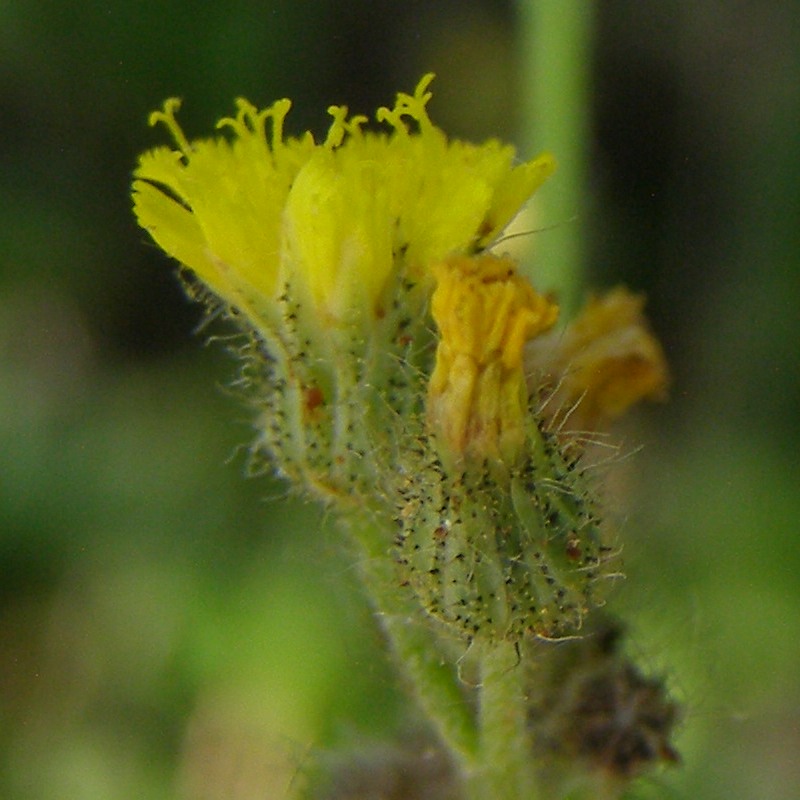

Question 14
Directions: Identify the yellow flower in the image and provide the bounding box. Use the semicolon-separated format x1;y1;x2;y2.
427;253;558;463
526;287;669;429
132;75;557;503
132;77;636;647
132;74;555;336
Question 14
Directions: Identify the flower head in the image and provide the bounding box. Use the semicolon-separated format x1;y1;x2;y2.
427;253;558;463
133;74;555;335
132;77;652;647
132;75;556;503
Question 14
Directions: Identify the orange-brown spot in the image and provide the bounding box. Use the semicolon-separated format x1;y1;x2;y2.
303;385;324;417
566;536;582;561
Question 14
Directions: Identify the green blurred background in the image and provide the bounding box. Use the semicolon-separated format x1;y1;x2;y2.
1;2;798;798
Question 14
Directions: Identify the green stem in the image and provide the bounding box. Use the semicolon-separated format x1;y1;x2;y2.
345;514;479;768
517;0;594;315
465;641;538;800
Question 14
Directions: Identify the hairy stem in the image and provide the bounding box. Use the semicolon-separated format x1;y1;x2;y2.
345;514;479;769
464;641;539;800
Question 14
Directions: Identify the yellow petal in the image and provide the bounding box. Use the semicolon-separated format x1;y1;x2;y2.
132;178;219;289
478;152;557;247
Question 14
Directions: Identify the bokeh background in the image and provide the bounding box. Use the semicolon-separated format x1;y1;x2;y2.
2;2;798;798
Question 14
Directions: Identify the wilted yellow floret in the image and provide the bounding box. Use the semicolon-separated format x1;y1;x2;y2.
427;254;559;463
132;75;555;336
527;287;669;429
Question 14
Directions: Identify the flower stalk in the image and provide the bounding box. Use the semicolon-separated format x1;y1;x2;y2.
473;641;535;800
346;511;480;769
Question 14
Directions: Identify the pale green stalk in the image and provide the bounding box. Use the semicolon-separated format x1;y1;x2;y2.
518;0;594;315
350;515;540;799
346;515;479;769
468;642;535;800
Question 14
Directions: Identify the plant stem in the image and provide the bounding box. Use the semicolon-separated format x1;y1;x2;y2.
348;519;545;799
464;641;538;800
517;0;594;315
345;514;479;768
